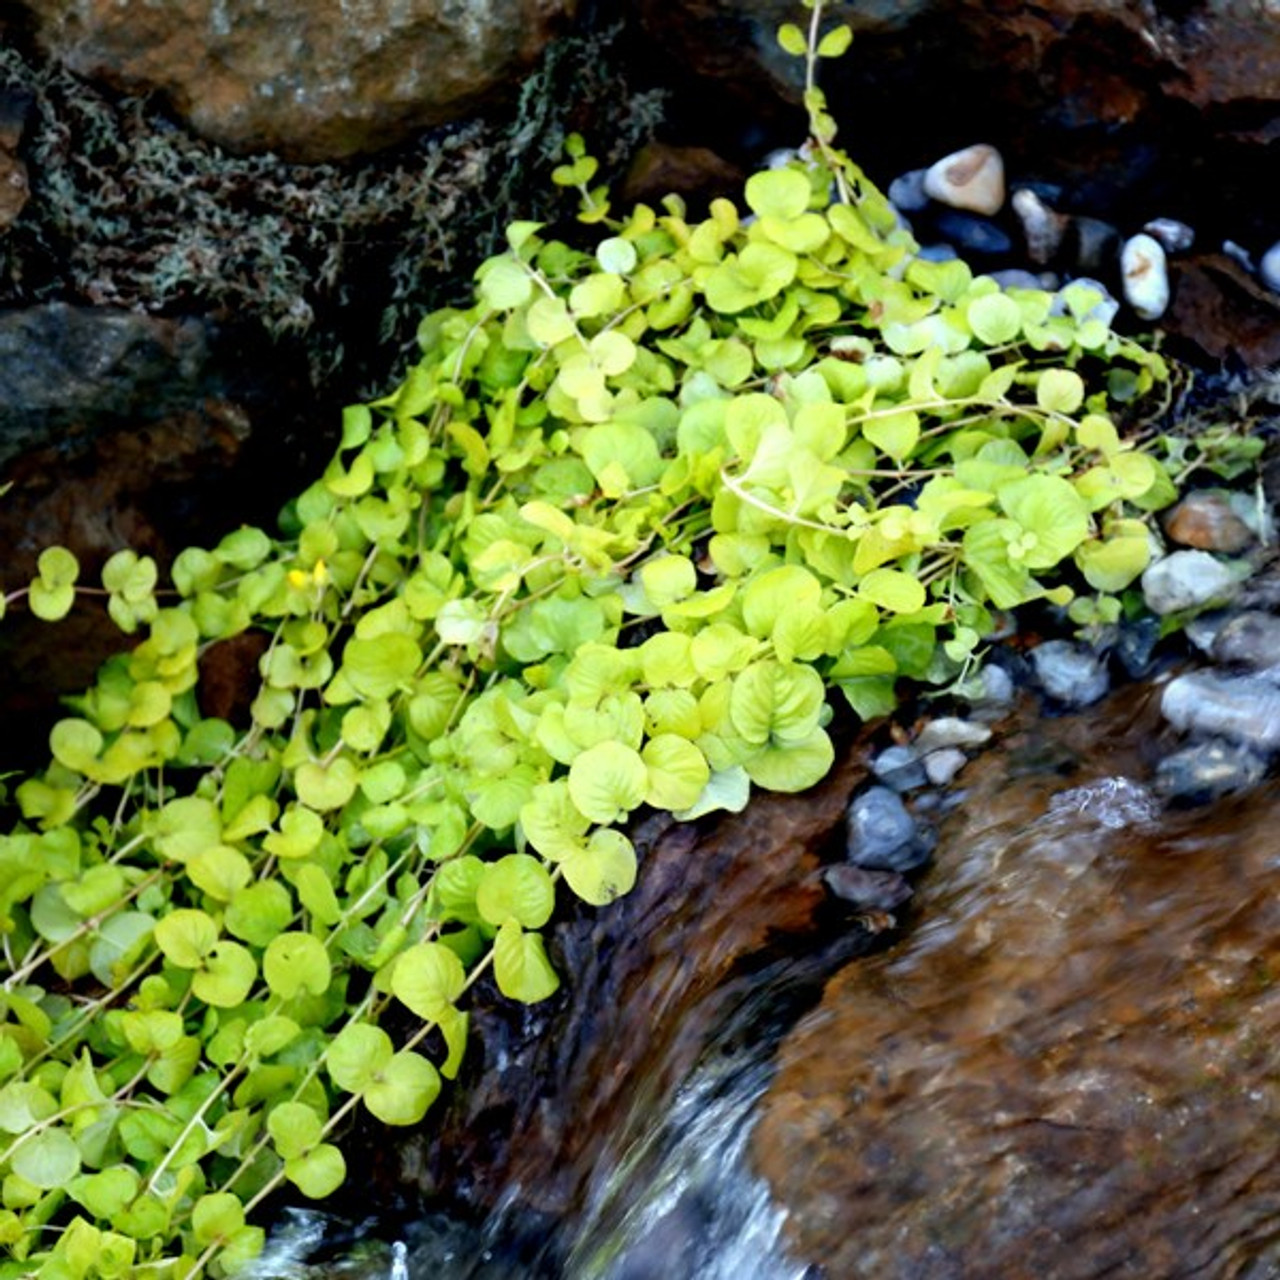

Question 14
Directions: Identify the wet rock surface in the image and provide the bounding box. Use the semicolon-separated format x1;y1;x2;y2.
386;732;880;1227
753;688;1280;1279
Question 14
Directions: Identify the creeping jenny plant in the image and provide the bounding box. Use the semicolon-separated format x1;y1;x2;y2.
0;3;1175;1274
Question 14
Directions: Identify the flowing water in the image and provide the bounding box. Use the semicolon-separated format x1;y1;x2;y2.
258;682;1280;1278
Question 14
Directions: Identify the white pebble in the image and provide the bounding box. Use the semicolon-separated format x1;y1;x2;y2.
922;144;1005;217
1143;217;1195;253
1120;233;1170;321
1259;241;1280;293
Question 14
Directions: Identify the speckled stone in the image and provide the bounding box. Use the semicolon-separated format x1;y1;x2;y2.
1161;670;1280;753
1121;233;1170;321
1164;491;1256;553
1030;640;1110;707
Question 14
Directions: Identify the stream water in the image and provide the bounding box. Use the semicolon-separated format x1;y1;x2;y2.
252;681;1280;1279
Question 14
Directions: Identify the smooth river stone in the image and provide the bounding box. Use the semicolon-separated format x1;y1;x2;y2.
753;688;1280;1278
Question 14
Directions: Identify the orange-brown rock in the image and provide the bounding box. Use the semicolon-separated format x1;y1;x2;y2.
18;0;575;161
753;690;1280;1278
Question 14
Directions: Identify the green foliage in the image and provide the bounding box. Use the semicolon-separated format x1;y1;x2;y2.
0;3;1181;1274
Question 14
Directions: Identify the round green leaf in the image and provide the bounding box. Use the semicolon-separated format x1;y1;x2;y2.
153;908;219;969
998;473;1090;569
10;1126;81;1188
744;727;835;793
745;167;811;220
729;661;827;746
294;757;360;812
567;740;649;825
392;942;467;1021
363;1050;441;1126
326;1022;392;1094
561;829;638;907
642;735;711;812
475;853;556;930
267;1101;323;1160
191;940;257;1008
967;293;1023;345
192;1192;244;1246
1036;367;1085;415
263;932;331;999
285;1144;347;1199
492;921;560;1004
857;568;927;614
187;845;253;902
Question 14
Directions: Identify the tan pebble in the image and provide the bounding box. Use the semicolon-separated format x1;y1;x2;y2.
1164;491;1256;553
922;144;1005;216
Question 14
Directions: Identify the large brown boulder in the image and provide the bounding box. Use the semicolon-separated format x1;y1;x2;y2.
16;0;576;161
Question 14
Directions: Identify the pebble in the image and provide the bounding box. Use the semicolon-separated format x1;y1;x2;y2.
1184;610;1227;655
916;243;959;262
1071;217;1121;274
1154;738;1268;803
888;168;931;214
933;209;1012;258
845;786;929;872
1163;491;1256;553
1210;611;1280;670
822;864;914;912
922;143;1006;217
915;716;993;752
988;268;1054;291
870;745;928;791
1012;188;1067;265
1114;615;1161;678
1120;232;1170;320
1030;639;1110;706
1143;217;1195;254
1261;240;1280;293
923;747;968;786
1141;549;1241;615
1161;670;1280;753
1223;240;1255;273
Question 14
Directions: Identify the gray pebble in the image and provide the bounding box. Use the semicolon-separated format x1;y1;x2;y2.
1030;639;1110;707
822;864;914;911
1161;670;1280;754
916;243;959;262
933;209;1013;257
846;786;926;871
987;268;1053;291
1071;217;1122;273
1211;612;1280;671
915;716;993;752
1115;615;1161;678
923;747;968;786
1141;550;1242;615
870;745;928;791
1143;217;1195;254
888;168;931;213
1223;240;1256;273
1154;738;1268;803
1184;611;1227;655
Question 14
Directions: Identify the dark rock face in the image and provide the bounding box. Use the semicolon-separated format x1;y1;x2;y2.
752;689;1280;1278
0;305;323;767
17;0;577;162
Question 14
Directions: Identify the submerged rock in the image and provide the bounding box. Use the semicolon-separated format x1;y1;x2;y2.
1030;639;1110;707
1155;737;1268;803
845;785;927;872
1210;611;1280;671
754;691;1280;1278
1161;669;1280;753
